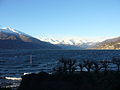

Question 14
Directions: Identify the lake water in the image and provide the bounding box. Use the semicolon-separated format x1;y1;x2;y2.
0;49;120;88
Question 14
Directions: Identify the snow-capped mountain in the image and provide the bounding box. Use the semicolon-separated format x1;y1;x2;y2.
40;38;98;49
0;27;30;36
0;27;60;49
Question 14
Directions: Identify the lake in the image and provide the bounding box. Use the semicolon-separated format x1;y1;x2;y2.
0;49;120;88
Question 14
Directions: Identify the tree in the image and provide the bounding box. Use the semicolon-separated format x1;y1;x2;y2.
83;60;94;72
112;57;120;72
92;61;103;73
78;62;84;72
59;57;68;73
67;59;76;73
54;58;76;73
100;60;110;72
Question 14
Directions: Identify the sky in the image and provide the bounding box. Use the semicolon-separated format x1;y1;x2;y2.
0;0;120;40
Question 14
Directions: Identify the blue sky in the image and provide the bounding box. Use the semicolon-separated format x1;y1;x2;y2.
0;0;120;39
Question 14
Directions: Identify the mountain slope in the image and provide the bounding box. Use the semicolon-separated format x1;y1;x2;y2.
0;27;60;49
91;36;120;49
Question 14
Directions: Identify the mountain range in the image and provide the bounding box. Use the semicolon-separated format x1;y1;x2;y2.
40;37;120;50
40;38;98;49
0;27;120;50
0;27;60;49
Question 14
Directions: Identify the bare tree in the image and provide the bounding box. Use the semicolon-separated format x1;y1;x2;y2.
78;63;84;72
67;59;76;73
92;61;103;73
55;58;76;73
112;57;120;72
59;57;68;73
100;60;110;72
83;60;94;72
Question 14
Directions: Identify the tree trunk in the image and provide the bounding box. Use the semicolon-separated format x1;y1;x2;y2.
117;65;120;72
80;68;83;72
87;68;90;72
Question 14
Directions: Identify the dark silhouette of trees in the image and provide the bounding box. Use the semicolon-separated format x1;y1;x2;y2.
54;58;76;73
83;60;94;72
100;60;111;72
67;59;76;73
54;57;120;73
112;57;120;72
92;61;103;73
78;62;84;72
59;57;68;73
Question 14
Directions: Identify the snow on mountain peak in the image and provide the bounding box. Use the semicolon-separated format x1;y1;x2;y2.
40;37;95;45
0;27;31;37
39;37;98;49
2;27;19;34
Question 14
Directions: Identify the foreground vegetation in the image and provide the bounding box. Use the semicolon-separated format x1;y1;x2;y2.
18;71;120;90
17;57;120;90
